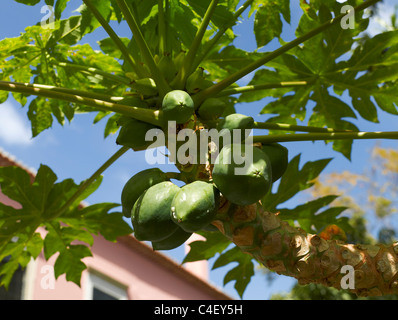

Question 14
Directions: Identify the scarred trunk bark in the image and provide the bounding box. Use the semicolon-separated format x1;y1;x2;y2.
212;199;398;297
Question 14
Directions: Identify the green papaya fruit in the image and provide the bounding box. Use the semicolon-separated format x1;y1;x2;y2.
116;118;162;151
157;54;177;83
162;90;195;124
171;181;220;233
185;68;213;94
131;78;158;97
212;143;272;206
197;98;227;121
151;227;192;251
132;181;180;242
260;143;289;182
216;113;254;145
121;168;168;218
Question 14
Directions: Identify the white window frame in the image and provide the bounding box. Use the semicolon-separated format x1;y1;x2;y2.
84;270;128;300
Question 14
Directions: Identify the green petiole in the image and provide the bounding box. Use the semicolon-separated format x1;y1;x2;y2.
0;80;164;127
53;146;130;219
216;80;313;97
253;122;353;133
252;131;398;144
115;0;171;97
82;0;143;77
173;0;220;89
192;0;254;72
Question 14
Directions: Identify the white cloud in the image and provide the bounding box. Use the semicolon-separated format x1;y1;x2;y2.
367;2;398;36
0;101;33;145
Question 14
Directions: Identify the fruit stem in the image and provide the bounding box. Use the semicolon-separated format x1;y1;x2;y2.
53;146;130;219
174;0;220;89
165;171;186;182
82;0;143;78
192;0;383;106
115;0;171;97
0;80;164;127
252;131;398;144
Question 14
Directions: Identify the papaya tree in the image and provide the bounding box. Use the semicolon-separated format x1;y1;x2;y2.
1;0;398;299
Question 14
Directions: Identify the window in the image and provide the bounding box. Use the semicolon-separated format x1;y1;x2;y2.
0;256;25;300
85;271;128;300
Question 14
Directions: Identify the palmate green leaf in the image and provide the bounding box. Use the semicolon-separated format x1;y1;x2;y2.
183;231;231;263
184;0;239;29
60;203;132;242
168;0;198;50
253;0;291;48
261;86;312;126
0;12;128;137
262;154;332;212
183;231;255;297
261;154;353;244
204;45;263;83
0;163;131;288
43;203;131;287
308;87;359;159
278;195;351;234
212;246;254;299
236;1;398;159
13;0;40;5
0;233;43;289
44;0;70;20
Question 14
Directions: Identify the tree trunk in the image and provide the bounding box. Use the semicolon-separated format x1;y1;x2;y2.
212;199;398;297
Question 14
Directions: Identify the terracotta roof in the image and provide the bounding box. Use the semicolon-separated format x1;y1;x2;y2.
0;148;232;300
0;147;36;181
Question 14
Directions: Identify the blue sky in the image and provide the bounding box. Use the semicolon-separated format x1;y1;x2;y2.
1;0;398;300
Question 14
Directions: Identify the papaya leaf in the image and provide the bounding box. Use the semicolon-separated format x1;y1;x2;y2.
212;246;254;299
13;0;40;5
0;164;131;288
43;203;132;287
183;229;256;298
278;195;351;234
253;0;290;48
60;203;132;243
262;154;332;212
44;0;70;20
184;0;238;29
182;231;231;263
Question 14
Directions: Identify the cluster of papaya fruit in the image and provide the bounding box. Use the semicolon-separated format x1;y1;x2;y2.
121;168;220;250
121;138;288;251
117;51;289;250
